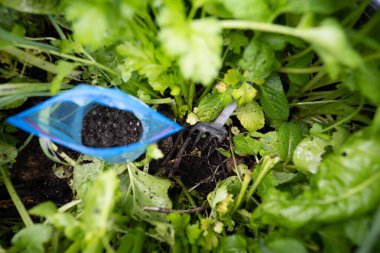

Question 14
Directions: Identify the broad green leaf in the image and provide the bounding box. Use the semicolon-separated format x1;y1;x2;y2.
219;235;247;253
207;176;240;211
223;68;240;85
82;170;119;251
11;224;52;253
278;122;304;163
0;0;61;14
299;19;362;79
235;101;265;132
276;0;358;14
158;6;222;85
344;216;371;246
29;201;58;217
343;62;380;105
65;3;109;49
233;135;261;156
216;0;272;22
119;163;172;222
259;74;289;121
255;127;380;228
258;131;279;156
293;136;329;174
196;93;226;122
72;155;104;199
239;39;280;84
265;238;307;253
320;227;351;253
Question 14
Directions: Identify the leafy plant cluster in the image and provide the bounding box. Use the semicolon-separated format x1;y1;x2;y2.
1;0;380;252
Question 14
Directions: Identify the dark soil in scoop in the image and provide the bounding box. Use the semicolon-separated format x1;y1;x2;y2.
81;105;143;148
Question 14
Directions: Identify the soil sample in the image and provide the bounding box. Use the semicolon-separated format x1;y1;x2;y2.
82;105;143;148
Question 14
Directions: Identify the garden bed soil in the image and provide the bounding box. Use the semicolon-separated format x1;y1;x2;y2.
81;105;143;148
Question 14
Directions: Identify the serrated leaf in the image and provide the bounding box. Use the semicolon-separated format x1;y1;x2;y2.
231;82;257;105
11;224;52;253
235;101;264;132
278;122;304;163
233;135;261;156
259;73;289;121
158;7;222;85
0;140;17;165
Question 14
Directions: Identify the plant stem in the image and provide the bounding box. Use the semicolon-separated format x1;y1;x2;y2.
232;170;252;212
278;66;323;74
220;20;300;38
0;166;33;227
245;156;280;202
188;81;195;111
174;177;202;220
48;15;67;40
282;47;313;62
321;97;364;132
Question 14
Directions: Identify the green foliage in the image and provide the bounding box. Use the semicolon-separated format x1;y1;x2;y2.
259;74;289;121
235;101;265;132
255;127;380;228
278;121;305;163
1;0;380;251
10;224;52;253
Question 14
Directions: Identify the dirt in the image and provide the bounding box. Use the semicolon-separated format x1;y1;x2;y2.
0;137;75;218
82;105;143;148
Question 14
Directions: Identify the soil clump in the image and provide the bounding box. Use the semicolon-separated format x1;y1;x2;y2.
81;105;143;148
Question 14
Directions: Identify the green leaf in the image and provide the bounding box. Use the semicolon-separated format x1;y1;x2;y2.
0;140;17;165
239;39;280;84
0;0;61;14
196;93;226;122
286;52;314;86
158;6;222;85
299;19;362;79
344;216;371;246
293;136;329;174
320;227;351;253
233;135;261;156
65;2;109;49
278;122;304;163
235;101;265;132
265;238;307;253
82;170;119;251
231;82;257;105
276;0;358;15
11;224;52;253
258;131;280;156
255;127;380;228
259;74;289;121
224;31;249;55
216;0;272;22
119;163;172;222
219;234;247;253
72;155;104;199
29;201;58;217
51;60;76;95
